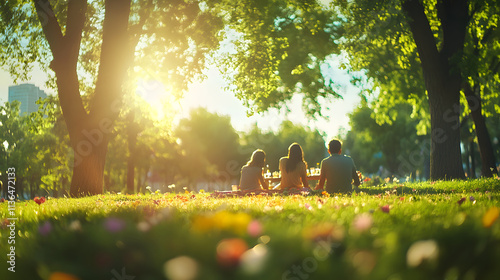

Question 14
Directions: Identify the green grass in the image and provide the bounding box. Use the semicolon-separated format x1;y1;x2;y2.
1;178;500;280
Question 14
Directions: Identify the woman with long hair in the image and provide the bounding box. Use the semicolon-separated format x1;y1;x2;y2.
278;143;309;190
239;149;269;191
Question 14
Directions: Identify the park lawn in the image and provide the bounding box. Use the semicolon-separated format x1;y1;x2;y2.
1;178;500;280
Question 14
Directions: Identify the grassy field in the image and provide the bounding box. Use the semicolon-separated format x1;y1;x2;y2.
1;178;500;280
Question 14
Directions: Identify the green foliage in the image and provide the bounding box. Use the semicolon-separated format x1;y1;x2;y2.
216;0;340;115
343;100;426;177
1;178;499;279
0;98;71;198
175;108;245;184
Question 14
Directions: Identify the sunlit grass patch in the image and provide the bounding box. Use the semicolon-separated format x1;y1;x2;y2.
1;178;499;280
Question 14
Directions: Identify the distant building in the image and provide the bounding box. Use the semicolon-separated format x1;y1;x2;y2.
8;84;47;115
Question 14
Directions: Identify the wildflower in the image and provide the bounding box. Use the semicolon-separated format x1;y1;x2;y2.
48;272;80;280
406;240;439;267
364;177;371;182
304;203;313;211
469;196;475;202
164;256;199;280
303;222;345;242
353;213;373;232
241;244;268;274
381;205;390;213
68;220;82;231
39;221;52;236
34;196;46;205
216;238;248;267
482;207;499;228
199;189;205;194
103;217;126;233
321;191;330;198
457;197;466;206
247;220;263;237
0;198;5;203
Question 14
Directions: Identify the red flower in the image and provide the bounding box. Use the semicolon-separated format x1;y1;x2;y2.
33;197;46;205
364;177;371;182
381;205;390;213
216;238;248;267
0;198;5;203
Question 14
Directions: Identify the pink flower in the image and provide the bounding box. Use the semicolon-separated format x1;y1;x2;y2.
304;203;313;211
247;220;263;237
353;214;373;232
381;205;390;213
103;218;126;233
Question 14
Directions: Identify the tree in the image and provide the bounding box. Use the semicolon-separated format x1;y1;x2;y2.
219;0;499;180
1;0;223;196
333;0;499;179
343;100;427;178
0;98;70;198
215;0;339;116
175;108;244;189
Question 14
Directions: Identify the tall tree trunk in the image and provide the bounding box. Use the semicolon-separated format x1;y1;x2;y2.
402;0;467;180
34;0;132;196
464;83;497;177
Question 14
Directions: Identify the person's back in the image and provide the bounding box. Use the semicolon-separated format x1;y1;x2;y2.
240;165;264;191
279;157;307;189
316;139;360;194
239;149;269;191
321;154;357;193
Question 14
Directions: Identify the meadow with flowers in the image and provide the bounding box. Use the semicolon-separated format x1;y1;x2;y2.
1;178;500;280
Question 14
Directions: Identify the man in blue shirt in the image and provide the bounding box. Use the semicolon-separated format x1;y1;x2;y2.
316;139;360;194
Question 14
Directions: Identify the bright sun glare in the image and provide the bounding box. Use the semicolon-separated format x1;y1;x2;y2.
135;79;181;122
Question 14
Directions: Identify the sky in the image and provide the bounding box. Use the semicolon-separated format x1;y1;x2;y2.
0;58;362;142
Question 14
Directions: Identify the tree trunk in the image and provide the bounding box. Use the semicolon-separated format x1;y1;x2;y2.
127;116;138;194
464;83;497;177
34;0;133;196
70;121;109;197
402;0;467;180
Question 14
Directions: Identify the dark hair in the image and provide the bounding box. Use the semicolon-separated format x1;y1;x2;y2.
247;149;266;168
285;143;305;173
329;139;342;154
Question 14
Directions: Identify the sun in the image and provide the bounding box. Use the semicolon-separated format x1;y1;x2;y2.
135;78;180;122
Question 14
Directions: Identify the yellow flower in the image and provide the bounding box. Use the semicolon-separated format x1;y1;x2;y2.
49;272;80;280
192;215;215;232
192;211;252;235
482;207;499;228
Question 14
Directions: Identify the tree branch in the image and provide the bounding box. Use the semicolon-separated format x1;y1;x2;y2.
91;0;132;120
32;0;63;58
64;0;87;68
401;0;442;72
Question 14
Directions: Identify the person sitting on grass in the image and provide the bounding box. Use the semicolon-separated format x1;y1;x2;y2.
315;139;360;194
239;149;269;192
276;143;309;191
